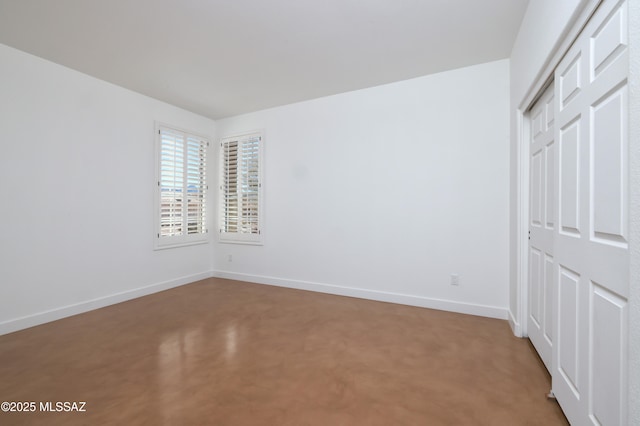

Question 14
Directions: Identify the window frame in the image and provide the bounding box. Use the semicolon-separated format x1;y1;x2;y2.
154;122;210;250
218;130;264;245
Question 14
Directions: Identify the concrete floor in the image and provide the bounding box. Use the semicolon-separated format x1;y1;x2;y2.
0;278;568;425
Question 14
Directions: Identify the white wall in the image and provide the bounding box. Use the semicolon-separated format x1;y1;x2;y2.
213;59;510;318
0;44;215;334
508;0;590;332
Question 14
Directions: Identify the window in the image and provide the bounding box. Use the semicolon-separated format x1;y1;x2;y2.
219;131;263;244
155;124;209;249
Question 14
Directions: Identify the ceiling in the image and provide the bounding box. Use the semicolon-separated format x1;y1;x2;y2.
0;0;529;120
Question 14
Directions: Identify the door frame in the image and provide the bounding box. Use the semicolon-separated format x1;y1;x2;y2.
514;0;603;338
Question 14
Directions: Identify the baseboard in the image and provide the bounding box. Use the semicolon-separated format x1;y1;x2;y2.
212;270;509;320
0;271;212;336
1;270;511;336
508;310;523;337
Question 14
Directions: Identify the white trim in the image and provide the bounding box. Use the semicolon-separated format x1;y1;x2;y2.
211;270;509;320
517;108;530;337
155;121;212;143
517;0;602;112
153;239;209;251
514;0;603;336
509;310;523;337
627;1;640;422
0;271;212;336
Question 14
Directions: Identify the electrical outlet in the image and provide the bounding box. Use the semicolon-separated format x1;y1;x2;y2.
450;274;459;286
227;254;233;262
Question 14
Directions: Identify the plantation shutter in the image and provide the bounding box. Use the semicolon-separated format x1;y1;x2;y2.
157;125;208;248
186;135;207;234
159;128;185;237
222;140;239;233
220;132;262;243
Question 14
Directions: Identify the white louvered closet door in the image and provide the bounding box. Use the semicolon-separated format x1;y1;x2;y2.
552;0;629;424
